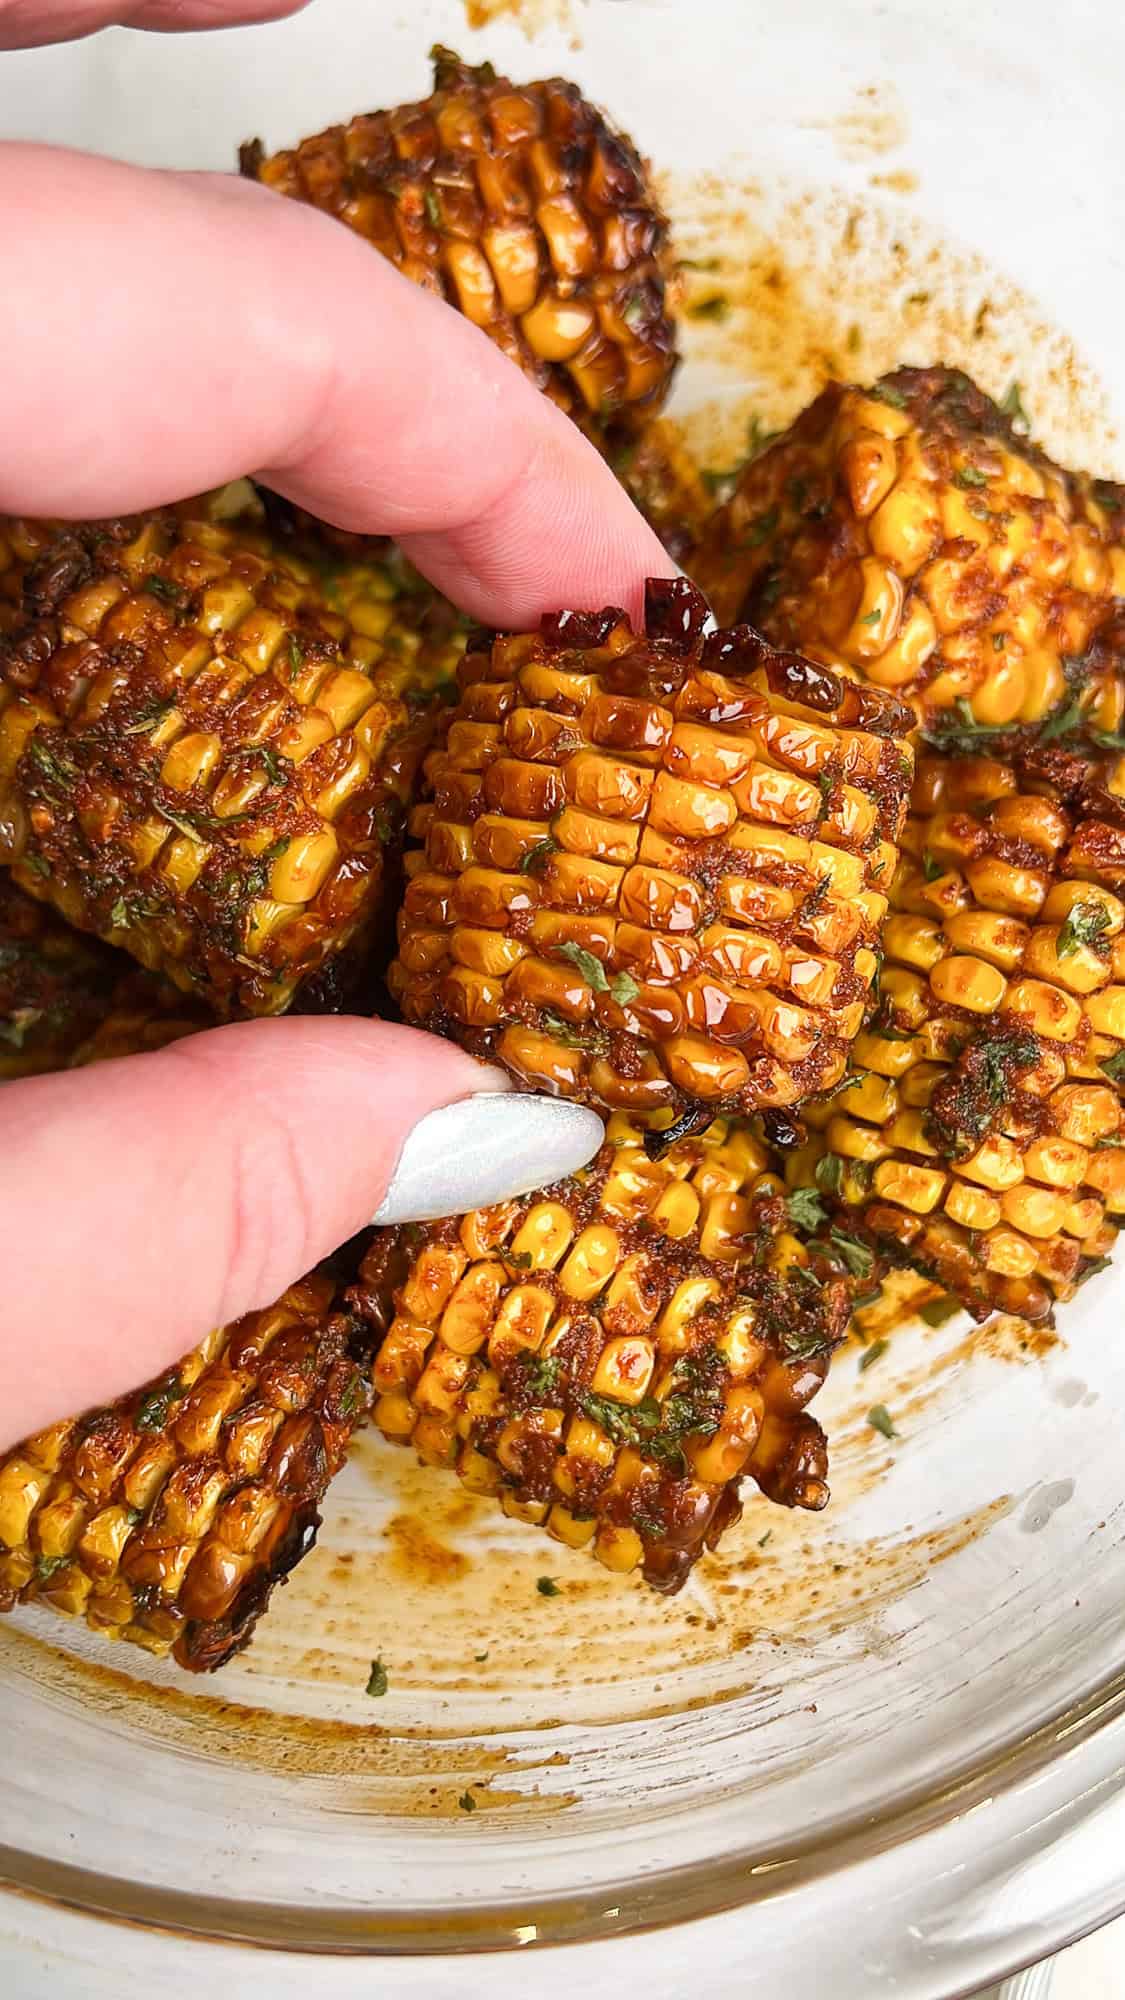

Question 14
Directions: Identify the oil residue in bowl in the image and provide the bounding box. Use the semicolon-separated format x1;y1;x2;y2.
663;168;1121;482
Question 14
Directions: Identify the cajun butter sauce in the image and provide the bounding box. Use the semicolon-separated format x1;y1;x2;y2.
1;172;1111;1822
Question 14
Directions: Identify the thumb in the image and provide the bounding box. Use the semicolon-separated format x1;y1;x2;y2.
0;1018;601;1445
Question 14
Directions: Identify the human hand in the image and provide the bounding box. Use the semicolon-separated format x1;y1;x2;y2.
0;26;675;1443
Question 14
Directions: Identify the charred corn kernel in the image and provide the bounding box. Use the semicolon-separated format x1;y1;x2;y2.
240;48;676;438
693;364;1125;747
805;747;1125;1321
390;581;914;1122
0;507;467;1015
0;1275;369;1671
363;1113;872;1592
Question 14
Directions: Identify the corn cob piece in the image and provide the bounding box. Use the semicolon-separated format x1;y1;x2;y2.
0;874;121;1080
390;576;915;1128
0;1272;372;1671
0;507;466;1016
0;516;61;641
239;45;677;436
610;417;714;566
692;366;1125;756
354;1111;870;1592
785;749;1125;1322
0;874;203;1080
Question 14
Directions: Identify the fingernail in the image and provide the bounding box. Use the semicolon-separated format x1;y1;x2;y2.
371;1095;606;1225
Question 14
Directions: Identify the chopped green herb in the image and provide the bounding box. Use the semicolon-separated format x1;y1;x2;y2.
954;466;988;489
999;380;1031;430
992;631;1007;652
873;382;908;411
867;1403;898;1440
922;850;943;882
757;1530;772;1548
920;697;1011;753
609;970;641;1006
744;505;780;549
287;633;304;674
1056;900;1111;960
1091;728;1125;753
799;875;831;922
536;1575;560;1598
24;854;50;879
1092;480;1123;513
134;1373;183;1433
781;1323;836;1361
142;574;185;604
819;1072;863;1104
505;1249;534;1272
814;1152;845;1198
518;1351;562;1397
786;1185;828;1232
1039;697;1085;743
109;897;130;929
858;1338;888;1373
829;1229;875;1280
1078;1256;1112;1286
918;1295;960;1327
458;1790;477;1812
859;608;882;627
258;746;286;786
365;1659;388;1698
423;187;442;229
474;1650;489;1663
678;255;722;273
556;941;609;992
518;837;559;878
1099;1049;1125;1086
621;291;648;330
687;294;730;322
338;1374;366;1418
122;699;175;736
26;737;74;789
35;1554;69;1581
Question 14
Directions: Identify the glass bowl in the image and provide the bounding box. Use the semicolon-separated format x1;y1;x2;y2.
2;2;1124;1992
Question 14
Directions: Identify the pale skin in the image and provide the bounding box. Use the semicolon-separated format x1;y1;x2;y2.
0;0;675;1445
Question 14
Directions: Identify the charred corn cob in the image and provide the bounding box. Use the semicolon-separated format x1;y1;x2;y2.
0;516;64;640
1;874;121;1079
786;749;1125;1322
239;45;677;436
693;366;1125;753
0;1273;371;1671
0;508;466;1016
354;1111;871;1592
611;417;714;566
0;875;201;1079
390;577;915;1127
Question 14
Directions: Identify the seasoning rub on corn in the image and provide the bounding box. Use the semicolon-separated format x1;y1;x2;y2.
355;1112;872;1591
240;45;677;435
390;577;915;1129
786;749;1125;1322
0;508;465;1016
693;366;1125;754
0;1274;371;1671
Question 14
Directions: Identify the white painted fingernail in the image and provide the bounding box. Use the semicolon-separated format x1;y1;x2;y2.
371;1095;606;1225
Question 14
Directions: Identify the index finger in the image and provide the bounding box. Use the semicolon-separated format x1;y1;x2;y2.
0;144;674;626
0;0;310;47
